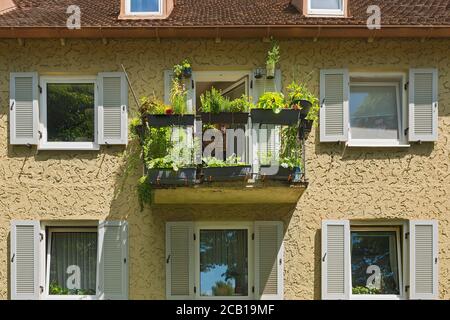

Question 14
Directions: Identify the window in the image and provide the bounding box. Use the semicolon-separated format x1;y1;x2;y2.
40;76;99;150
348;73;407;147
308;0;344;16
46;228;98;298
350;227;402;298
195;223;253;299
126;0;162;15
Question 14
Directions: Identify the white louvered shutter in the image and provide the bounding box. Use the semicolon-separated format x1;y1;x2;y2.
98;72;128;145
97;221;128;300
166;222;194;300
409;69;438;142
321;220;350;300
10;220;40;300
409;220;438;300
320;69;349;142
254;221;284;300
9;73;39;145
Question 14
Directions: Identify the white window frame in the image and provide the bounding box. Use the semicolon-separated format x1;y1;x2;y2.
308;0;344;16
347;72;409;148
125;0;163;15
39;76;99;151
349;224;406;300
194;221;254;300
44;226;99;300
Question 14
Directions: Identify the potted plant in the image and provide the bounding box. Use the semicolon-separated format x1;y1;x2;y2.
140;83;195;127
144;127;197;185
260;125;303;182
200;88;251;124
173;59;192;79
202;154;251;182
266;41;280;79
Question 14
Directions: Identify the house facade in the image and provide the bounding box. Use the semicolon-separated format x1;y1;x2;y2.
0;0;448;300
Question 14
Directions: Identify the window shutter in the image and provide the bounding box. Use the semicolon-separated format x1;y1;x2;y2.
409;220;438;300
254;221;284;300
98;72;128;145
9;73;39;145
408;69;438;142
166;222;194;300
321;220;350;300
320;69;349;142
10;220;40;300
251;68;282;103
97;221;128;300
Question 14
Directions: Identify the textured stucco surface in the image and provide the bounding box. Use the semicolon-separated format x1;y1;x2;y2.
0;38;449;299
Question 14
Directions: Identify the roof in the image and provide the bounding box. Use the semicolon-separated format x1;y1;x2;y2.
1;0;450;38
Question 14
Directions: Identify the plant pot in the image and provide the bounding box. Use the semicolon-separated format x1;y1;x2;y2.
183;67;192;78
146;167;197;186
250;108;301;125
202;165;252;182
200;112;249;124
266;62;275;79
297;100;312;118
147;114;195;127
260;165;302;182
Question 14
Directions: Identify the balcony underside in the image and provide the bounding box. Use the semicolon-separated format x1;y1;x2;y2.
151;180;307;205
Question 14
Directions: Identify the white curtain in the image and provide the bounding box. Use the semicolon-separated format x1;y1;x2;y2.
49;232;97;294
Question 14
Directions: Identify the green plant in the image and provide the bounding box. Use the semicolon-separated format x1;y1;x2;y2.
280;125;302;169
266;40;280;66
202;154;247;167
137;175;153;209
200;87;226;113
173;59;192;78
49;282;95;296
170;78;188;115
352;286;381;295
286;81;320;123
143;127;173;164
227;95;253;112
139;95;171;116
256;92;286;113
211;281;234;296
129;117;142;139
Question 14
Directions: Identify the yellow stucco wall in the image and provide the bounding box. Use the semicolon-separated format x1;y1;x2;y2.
0;38;449;299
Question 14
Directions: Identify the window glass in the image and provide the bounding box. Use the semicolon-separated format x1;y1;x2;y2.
351;230;400;295
200;229;248;296
310;0;342;10
130;0;160;13
350;85;399;140
49;231;97;295
46;83;95;142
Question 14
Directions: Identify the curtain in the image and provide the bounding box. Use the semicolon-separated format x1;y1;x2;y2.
49;232;97;294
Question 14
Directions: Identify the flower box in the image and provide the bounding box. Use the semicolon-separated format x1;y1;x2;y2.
200;112;249;124
146;167;197;185
250;100;312;125
202;165;252;182
260;165;302;182
146;114;195;127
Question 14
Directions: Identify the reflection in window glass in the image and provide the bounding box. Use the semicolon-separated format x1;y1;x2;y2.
46;83;95;142
351;230;400;295
350;85;399;140
130;0;160;13
49;231;97;295
310;0;342;10
200;229;248;296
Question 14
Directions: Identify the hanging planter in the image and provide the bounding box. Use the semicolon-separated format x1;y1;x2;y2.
266;61;275;79
260;165;302;183
146;167;197;186
202;165;252;182
183;67;192;78
200;112;249;124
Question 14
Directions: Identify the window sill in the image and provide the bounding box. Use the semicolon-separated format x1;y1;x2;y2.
350;294;404;300
346;141;410;148
38;142;100;151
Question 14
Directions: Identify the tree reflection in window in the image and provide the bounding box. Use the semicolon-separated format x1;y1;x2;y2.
47;83;95;142
351;230;400;295
200;229;248;296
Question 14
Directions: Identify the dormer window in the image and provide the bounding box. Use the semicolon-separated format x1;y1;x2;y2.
307;0;345;16
126;0;162;15
120;0;173;19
